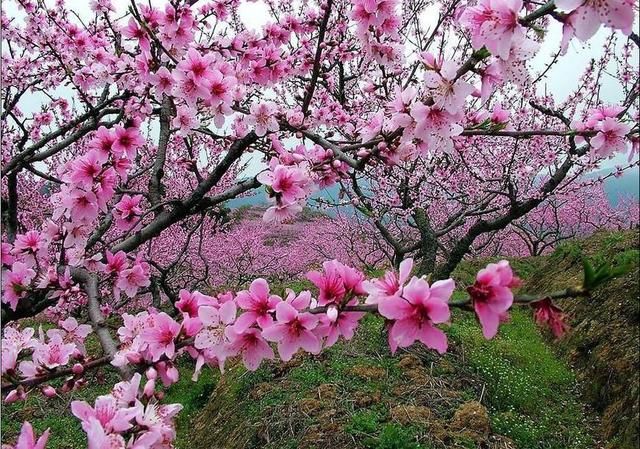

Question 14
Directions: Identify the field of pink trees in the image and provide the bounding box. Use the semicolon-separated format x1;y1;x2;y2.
1;0;638;447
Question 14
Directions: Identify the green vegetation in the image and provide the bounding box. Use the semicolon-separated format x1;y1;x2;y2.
448;309;594;448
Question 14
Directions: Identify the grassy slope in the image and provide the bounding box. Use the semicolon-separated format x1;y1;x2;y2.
523;230;639;449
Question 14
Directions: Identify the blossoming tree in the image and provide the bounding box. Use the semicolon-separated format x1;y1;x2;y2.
1;0;638;446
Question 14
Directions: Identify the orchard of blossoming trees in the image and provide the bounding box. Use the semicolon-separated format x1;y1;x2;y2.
0;0;638;446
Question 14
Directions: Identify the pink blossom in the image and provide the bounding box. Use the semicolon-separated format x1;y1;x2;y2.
61;188;99;223
141;312;181;361
532;298;570;339
263;201;303;223
150;66;175;97
257;164;310;204
69;151;104;187
467;260;520;339
115;257;150;299
225;327;275;371
172;106;200;135
307;260;365;306
591;117;631;157
113;194;143;231
363;258;413;304
246;102;279;137
2;242;15;267
459;0;524;59
32;334;76;369
316;309;365;348
234;278;281;332
378;276;454;353
424;60;475;114
2;262;36;310
555;0;635;41
105;250;128;275
4;421;49;449
193;301;237;360
71;395;138;433
261;301;321;361
111;126;144;159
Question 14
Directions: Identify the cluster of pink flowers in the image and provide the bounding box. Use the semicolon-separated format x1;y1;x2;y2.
257;160;313;222
573;105;631;158
556;0;635;46
71;373;182;449
467;260;521;339
2;318;92;403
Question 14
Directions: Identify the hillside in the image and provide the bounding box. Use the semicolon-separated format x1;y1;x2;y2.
524;230;639;449
180;232;640;449
3;232;636;449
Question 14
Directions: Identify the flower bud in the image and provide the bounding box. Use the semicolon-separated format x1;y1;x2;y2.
327;306;339;322
72;363;84;375
146;367;158;380
143;379;156;398
42;386;57;398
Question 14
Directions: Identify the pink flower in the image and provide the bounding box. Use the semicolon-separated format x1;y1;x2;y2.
5;421;49;449
532;298;570;339
175;290;216;317
410;102;463;139
467;260;520;339
32;334;76;369
2;242;15;267
69;151;104;187
150;66;174;97
61;188;99;223
459;0;524;59
194;301;237;359
263;201;303;223
378;276;454;354
172;106;200;135
105;250;128;275
555;0;634;41
88;126;116;161
113;194;143;231
234;279;281;332
112;126;144;159
141;312;181;361
261;302;321;361
316;309;365;348
81;418;126;449
591;117;631;157
225;327;275;371
363;258;413;304
2;262;36;310
111;373;142;406
246;102;279;136
71;395;138;433
121;17;150;52
257;164;310;204
12;231;45;265
424;60;474;114
115;257;150;299
307;260;365;306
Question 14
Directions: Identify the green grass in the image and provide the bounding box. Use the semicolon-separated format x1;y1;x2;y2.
447;308;594;449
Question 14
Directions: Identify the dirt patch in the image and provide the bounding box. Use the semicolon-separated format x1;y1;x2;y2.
450;400;490;438
390;405;434;425
347;365;386;380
